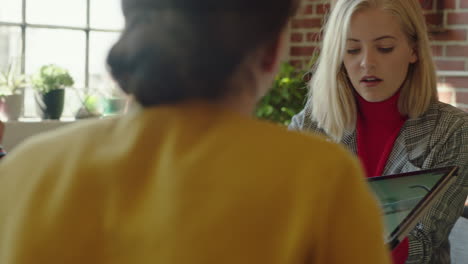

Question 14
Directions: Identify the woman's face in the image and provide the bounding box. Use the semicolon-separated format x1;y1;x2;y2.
343;8;417;102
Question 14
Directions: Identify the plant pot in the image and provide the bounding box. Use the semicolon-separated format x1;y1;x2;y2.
3;93;23;120
35;89;65;120
102;97;127;116
75;94;102;119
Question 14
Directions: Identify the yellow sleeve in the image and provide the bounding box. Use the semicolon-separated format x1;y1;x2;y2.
315;158;392;264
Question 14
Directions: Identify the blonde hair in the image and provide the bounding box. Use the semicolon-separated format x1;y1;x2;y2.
308;0;437;141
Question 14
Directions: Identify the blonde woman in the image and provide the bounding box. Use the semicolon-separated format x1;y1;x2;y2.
0;0;391;263
290;0;468;263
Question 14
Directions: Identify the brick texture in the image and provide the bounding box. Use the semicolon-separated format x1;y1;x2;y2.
316;4;330;14
431;45;444;56
431;29;467;41
444;77;468;89
290;33;304;43
446;45;468;57
290;46;316;56
462;0;468;8
300;5;314;15
448;12;468;25
425;13;444;26
291;18;322;29
444;0;456;9
435;60;466;71
456;91;468;104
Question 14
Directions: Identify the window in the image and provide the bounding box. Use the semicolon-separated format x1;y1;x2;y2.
0;0;123;118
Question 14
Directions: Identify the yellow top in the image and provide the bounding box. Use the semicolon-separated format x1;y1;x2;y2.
0;102;390;264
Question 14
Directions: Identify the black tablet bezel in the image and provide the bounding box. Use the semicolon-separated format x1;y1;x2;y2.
368;166;458;249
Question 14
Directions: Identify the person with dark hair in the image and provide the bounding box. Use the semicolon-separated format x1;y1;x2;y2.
0;0;390;263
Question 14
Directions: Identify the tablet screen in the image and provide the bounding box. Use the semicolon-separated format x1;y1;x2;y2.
368;167;455;241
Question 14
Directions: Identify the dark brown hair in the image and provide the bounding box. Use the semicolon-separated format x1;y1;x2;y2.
107;0;299;107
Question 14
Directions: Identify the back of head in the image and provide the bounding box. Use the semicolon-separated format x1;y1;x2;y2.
310;0;437;141
107;0;299;107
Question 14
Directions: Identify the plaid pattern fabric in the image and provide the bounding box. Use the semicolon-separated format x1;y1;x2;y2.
289;101;468;264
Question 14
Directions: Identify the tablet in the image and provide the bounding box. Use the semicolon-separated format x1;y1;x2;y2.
368;166;458;249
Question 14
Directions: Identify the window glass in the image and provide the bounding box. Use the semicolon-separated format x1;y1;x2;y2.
27;0;86;27
0;26;22;72
24;28;86;118
2;0;126;119
89;31;120;97
0;0;22;23
25;28;85;88
90;0;124;30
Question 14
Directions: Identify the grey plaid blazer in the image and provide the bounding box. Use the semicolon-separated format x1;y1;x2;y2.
289;101;468;264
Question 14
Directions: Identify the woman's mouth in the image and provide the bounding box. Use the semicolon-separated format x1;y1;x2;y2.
360;76;383;87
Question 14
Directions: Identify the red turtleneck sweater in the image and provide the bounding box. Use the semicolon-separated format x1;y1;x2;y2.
356;91;406;177
356;91;409;264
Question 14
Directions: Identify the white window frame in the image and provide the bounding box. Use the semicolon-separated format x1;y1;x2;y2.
0;0;121;90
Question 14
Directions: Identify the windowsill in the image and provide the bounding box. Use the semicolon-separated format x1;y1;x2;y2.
6;117;77;123
3;119;78;151
2;115;122;151
4;114;120;123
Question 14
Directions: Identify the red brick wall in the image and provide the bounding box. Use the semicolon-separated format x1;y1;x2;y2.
289;0;328;68
288;0;468;108
425;0;468;109
425;0;468;72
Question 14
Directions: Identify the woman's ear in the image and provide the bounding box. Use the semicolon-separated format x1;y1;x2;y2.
410;47;418;64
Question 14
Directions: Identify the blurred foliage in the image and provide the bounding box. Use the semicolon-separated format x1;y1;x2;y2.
32;64;74;93
72;87;104;118
83;95;101;114
254;62;309;126
0;61;27;96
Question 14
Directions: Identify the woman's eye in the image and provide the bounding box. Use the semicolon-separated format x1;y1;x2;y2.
378;47;394;53
347;49;360;54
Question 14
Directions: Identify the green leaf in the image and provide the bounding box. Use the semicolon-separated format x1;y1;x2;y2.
32;64;75;93
254;60;316;125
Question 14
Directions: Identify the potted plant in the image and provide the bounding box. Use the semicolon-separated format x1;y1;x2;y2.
32;64;74;120
0;62;27;120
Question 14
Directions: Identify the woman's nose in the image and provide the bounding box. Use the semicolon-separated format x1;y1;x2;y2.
360;50;376;70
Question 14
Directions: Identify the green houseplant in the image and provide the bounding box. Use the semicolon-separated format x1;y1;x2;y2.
32;64;74;119
0;62;28;120
254;62;309;126
0;63;27;96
